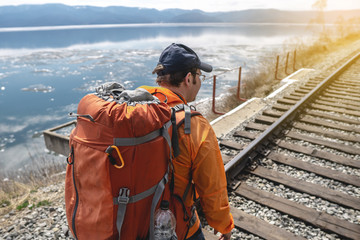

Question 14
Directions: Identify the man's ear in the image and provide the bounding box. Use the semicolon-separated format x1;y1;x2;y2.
184;72;192;87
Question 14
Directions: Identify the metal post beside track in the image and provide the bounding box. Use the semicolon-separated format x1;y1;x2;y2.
212;75;225;115
285;52;290;75
275;55;281;80
293;50;297;72
237;67;247;101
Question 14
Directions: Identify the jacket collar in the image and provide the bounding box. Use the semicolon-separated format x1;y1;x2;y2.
139;86;187;106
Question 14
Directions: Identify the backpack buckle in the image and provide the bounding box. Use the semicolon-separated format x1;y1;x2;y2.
117;188;130;204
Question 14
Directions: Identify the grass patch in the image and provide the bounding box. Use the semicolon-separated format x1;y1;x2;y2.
16;200;29;211
12;199;51;211
36;200;51;207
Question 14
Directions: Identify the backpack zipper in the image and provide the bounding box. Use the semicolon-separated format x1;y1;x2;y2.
68;146;79;239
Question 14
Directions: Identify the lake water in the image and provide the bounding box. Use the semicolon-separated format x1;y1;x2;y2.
0;23;322;172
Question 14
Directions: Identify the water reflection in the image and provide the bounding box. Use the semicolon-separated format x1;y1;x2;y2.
0;23;317;49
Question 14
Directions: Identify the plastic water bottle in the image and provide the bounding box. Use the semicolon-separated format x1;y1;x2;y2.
154;200;177;240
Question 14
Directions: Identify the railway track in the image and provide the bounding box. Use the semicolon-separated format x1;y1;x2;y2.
214;51;360;239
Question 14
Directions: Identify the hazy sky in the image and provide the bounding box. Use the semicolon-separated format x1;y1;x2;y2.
1;0;360;12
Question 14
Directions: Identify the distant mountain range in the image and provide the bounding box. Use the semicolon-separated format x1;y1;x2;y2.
0;4;359;28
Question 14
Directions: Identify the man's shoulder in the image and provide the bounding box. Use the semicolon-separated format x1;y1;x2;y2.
175;108;208;124
177;112;213;135
190;112;208;123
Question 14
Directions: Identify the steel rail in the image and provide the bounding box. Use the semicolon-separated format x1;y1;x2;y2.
224;51;360;180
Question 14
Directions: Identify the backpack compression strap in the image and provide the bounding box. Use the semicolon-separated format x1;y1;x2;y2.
108;119;173;240
113;120;172;147
113;173;169;240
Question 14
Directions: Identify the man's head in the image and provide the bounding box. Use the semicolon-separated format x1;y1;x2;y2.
154;43;212;75
152;43;212;102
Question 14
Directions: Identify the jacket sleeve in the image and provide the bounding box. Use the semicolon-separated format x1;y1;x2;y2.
189;116;234;234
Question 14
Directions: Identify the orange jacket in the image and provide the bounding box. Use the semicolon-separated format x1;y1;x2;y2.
140;86;234;237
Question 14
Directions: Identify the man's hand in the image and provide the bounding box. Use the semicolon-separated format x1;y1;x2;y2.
214;230;231;240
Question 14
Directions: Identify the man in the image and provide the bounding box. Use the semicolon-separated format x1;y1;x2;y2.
140;43;234;240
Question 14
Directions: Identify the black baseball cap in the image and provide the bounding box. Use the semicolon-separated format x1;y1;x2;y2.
155;43;212;76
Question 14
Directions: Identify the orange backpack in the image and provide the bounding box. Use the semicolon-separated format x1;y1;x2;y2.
65;83;196;240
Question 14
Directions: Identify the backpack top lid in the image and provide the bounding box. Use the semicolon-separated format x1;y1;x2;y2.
74;82;172;142
96;82;158;105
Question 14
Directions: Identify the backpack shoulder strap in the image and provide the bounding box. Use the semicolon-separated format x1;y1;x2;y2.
170;104;202;237
171;103;202;197
170;104;202;158
183;104;191;134
173;104;202;134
